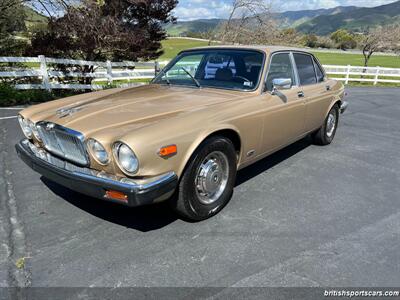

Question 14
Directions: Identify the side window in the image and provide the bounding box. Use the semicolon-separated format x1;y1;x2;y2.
293;53;317;85
265;53;295;91
313;58;325;82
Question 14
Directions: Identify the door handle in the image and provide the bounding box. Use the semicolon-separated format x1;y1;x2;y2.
298;91;305;98
326;85;331;91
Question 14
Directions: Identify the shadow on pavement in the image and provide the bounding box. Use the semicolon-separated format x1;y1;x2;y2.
42;136;312;231
42;177;178;232
235;136;312;186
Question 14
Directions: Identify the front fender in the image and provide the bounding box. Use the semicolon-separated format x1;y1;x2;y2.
177;124;242;177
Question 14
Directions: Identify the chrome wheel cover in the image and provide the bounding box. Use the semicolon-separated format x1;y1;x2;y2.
195;151;229;205
326;111;337;138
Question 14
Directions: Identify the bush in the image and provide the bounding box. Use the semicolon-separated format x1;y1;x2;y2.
330;29;357;50
302;34;318;48
0;82;85;107
315;36;335;49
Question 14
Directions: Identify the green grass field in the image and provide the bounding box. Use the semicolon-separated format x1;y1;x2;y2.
160;38;400;69
312;52;400;68
160;38;212;60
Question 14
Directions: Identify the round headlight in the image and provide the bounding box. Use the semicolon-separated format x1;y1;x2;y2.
87;139;109;165
114;142;139;175
18;115;32;139
28;120;41;141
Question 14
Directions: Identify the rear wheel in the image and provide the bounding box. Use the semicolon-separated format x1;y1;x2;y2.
170;136;237;221
312;104;339;145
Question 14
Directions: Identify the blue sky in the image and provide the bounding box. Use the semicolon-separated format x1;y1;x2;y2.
174;0;398;20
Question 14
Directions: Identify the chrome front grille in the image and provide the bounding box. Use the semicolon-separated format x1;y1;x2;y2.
37;122;89;166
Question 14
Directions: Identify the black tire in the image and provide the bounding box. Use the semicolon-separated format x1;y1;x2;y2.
170;136;237;221
312;104;339;146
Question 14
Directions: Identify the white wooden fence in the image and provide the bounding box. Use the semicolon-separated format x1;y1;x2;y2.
0;56;169;90
323;65;400;85
0;55;399;90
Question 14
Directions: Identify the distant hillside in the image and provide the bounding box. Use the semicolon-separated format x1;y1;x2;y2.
24;6;48;30
167;1;400;37
277;6;358;28
164;19;222;36
165;6;359;36
297;0;400;35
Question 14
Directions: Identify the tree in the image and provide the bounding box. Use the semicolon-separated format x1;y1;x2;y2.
278;28;302;46
303;34;318;48
217;0;277;45
330;29;356;50
24;0;76;18
28;0;177;62
360;24;400;67
0;0;28;55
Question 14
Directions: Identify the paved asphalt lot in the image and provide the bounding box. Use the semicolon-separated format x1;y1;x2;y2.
0;87;399;292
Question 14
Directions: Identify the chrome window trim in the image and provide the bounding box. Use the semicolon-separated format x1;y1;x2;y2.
263;51;300;94
291;51;319;86
311;55;326;83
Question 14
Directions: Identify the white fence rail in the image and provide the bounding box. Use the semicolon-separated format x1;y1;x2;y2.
323;65;400;85
0;56;399;90
0;56;169;90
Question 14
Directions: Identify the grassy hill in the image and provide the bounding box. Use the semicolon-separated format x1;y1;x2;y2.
160;38;400;68
24;6;48;30
160;38;213;60
297;0;400;35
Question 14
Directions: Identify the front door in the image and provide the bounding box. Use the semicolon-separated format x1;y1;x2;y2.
260;52;306;153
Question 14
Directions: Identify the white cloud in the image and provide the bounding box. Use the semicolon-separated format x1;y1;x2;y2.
174;0;398;20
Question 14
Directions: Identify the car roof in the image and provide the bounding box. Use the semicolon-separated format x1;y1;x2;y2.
182;45;312;55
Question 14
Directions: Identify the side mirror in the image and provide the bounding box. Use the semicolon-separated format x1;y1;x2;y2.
272;78;292;94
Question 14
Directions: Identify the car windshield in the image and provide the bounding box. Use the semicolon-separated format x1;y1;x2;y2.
153;49;265;91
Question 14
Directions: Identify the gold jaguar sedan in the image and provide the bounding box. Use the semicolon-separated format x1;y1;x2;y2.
16;46;347;221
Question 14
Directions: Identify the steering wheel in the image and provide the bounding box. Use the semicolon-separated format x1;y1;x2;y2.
233;75;252;84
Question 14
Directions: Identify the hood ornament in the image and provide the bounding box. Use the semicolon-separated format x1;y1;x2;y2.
56;107;82;118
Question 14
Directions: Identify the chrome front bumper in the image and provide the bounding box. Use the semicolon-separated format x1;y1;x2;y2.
15;139;178;207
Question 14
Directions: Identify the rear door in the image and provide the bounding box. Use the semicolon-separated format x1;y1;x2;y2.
292;52;334;132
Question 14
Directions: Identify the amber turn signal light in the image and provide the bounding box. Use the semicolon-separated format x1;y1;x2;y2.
158;144;177;158
105;190;128;203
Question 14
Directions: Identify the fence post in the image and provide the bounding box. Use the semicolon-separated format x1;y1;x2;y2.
345;65;350;85
106;60;113;86
39;55;50;91
374;66;380;86
155;61;160;76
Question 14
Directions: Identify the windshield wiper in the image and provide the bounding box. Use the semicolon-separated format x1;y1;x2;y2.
180;67;201;88
158;69;171;85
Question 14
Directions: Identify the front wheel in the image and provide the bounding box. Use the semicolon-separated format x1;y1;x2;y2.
170;136;237;221
312;104;339;145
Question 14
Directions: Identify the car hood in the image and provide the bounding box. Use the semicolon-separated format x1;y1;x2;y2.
23;84;249;136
